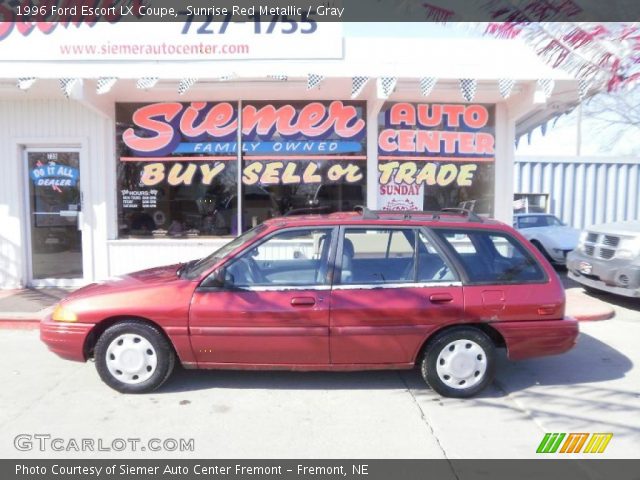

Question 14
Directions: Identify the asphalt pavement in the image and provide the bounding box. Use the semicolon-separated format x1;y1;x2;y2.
0;295;638;460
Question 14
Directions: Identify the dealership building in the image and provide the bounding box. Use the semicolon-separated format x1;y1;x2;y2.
0;22;581;288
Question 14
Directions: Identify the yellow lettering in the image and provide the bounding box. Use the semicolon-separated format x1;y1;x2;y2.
457;164;477;186
436;164;458;186
281;162;301;184
302;163;322;184
394;162;417;185
140;163;165;186
200;163;226;185
262;162;283;185
415;163;437;186
378;161;399;185
242;162;262;185
167;163;197;186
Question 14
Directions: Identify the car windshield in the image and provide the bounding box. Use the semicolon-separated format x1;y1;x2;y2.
182;224;268;279
517;215;564;229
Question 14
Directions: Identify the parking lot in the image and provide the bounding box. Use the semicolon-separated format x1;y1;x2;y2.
1;281;638;460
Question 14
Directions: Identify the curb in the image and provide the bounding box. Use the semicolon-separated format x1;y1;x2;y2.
565;289;616;322
0;319;40;330
570;311;616;322
0;308;49;330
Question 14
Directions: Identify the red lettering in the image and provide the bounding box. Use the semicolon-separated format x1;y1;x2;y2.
475;133;495;154
465;105;488;128
389;103;416;126
414;131;440;153
441;105;465;127
122;103;183;153
180;102;236;139
417;104;442;127
378;129;397;152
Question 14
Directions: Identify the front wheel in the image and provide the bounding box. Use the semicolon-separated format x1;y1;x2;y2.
420;327;496;398
94;320;175;394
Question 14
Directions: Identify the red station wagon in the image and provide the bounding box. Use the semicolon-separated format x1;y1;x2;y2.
40;208;579;398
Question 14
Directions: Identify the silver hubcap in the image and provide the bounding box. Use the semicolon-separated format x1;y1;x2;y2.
106;334;157;385
435;339;487;390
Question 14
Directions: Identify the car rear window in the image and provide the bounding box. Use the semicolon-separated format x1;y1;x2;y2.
433;229;546;284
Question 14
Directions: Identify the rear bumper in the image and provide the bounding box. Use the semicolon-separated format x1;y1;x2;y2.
492;317;579;361
40;316;93;362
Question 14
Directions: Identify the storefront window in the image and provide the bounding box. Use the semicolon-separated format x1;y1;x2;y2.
377;103;496;215
240;101;367;227
116;102;239;238
116;101;367;239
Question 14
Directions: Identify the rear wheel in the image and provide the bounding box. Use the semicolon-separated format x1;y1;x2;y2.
94;320;175;394
420;327;496;398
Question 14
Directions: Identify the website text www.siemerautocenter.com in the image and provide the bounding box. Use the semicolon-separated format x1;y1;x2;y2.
15;464;359;477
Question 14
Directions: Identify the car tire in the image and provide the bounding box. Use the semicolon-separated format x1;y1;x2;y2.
94;320;175;394
420;327;496;398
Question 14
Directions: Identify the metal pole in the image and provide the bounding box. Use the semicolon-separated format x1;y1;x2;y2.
236;100;243;236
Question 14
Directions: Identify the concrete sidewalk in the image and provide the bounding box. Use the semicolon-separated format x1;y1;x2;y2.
0;288;70;328
0;283;615;329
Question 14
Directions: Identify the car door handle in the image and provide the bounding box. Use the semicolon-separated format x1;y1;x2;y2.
429;293;453;304
291;297;316;307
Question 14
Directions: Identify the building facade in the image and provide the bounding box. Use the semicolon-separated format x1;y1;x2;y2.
0;26;580;288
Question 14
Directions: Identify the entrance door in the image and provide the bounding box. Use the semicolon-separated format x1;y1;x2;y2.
25;150;85;287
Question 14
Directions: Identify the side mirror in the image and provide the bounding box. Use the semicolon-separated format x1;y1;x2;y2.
204;268;234;288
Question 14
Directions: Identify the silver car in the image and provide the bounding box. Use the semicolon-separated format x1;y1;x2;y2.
514;214;580;265
567;221;640;298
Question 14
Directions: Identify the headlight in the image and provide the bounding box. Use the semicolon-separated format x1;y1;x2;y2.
51;304;78;322
615;237;640;260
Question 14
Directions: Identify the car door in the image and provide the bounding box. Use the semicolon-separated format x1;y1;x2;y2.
189;227;337;366
329;227;465;365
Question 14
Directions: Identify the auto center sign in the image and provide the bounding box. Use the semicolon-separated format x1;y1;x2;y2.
377;102;496;211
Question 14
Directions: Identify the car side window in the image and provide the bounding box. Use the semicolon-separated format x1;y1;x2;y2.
220;228;334;288
433;229;545;284
339;228;455;285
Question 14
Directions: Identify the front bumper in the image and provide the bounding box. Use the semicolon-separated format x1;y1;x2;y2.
492;317;579;361
40;315;94;362
567;250;640;298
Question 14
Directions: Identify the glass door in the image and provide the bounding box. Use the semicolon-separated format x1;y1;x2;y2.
26;150;84;286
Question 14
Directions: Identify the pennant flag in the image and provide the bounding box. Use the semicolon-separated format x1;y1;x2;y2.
459;78;477;102
307;73;324;90
268;75;288;81
178;78;197;95
136;77;159;90
578;79;589;100
96;77;117;95
538;78;555;99
540;121;548;136
60;78;78;98
351;76;369;98
498;79;515;99
17;77;36;91
377;77;397;98
419;77;437;97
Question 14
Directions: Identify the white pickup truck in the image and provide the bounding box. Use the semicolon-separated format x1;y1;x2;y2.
567;220;640;298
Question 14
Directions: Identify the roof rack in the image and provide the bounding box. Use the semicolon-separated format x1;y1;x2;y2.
353;206;484;223
439;208;484;223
